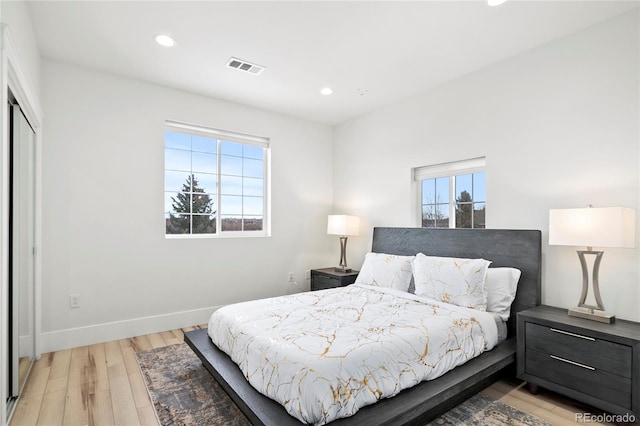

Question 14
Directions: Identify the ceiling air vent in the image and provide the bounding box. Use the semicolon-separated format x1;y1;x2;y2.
226;57;265;75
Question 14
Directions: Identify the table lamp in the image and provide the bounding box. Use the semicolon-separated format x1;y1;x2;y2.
549;206;635;323
327;215;360;272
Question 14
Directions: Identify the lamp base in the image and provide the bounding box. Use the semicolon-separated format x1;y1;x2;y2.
334;267;353;273
568;306;615;324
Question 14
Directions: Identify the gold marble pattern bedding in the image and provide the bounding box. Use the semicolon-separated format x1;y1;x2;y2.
208;284;498;425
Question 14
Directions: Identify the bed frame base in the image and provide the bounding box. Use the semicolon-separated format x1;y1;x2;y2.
185;328;516;425
185;228;540;425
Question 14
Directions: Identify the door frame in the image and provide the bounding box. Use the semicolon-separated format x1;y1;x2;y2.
0;26;42;424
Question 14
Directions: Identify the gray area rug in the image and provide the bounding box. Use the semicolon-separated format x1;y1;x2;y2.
136;343;250;426
426;393;553;426
137;343;552;426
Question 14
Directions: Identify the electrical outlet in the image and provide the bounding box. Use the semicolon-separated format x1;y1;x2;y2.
70;294;80;309
288;272;294;282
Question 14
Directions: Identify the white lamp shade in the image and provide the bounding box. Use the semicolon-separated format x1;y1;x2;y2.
549;207;635;248
327;215;360;236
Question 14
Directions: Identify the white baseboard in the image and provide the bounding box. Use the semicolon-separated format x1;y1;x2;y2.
39;306;220;354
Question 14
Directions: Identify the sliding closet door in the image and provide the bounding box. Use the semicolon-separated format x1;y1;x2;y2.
9;104;35;399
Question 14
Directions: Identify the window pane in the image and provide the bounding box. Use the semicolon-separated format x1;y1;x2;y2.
422;179;435;204
166;192;190;214
243;216;263;231
221;175;243;195
192;152;216;174
221;141;243;156
221;195;242;215
221;155;243;176
165;213;190;234
243;197;263;215
165;131;191;150
191;192;215;215
221;215;242;231
455;174;472;202
474;203;486;228
243;177;263;196
165;148;191;171
435;204;450;228
243;145;263;160
473;173;486;202
165;171;191;192
192;214;216;234
191;135;216;154
193;173;216;194
422;205;435;228
435;177;449;203
243;158;263;178
189;174;208;193
455;203;473;228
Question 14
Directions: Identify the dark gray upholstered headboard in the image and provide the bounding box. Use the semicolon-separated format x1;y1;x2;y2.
371;228;541;338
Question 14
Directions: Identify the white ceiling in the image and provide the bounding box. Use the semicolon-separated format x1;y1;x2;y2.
27;1;638;125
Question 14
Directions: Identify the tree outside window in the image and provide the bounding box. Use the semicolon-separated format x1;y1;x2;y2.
166;174;216;234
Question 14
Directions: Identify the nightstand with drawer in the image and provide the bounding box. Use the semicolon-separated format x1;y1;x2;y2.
517;305;640;418
310;268;359;291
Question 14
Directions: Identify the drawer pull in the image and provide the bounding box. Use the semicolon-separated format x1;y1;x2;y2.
550;328;595;341
550;355;595;371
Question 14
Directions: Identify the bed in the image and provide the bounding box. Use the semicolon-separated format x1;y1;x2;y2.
185;227;541;425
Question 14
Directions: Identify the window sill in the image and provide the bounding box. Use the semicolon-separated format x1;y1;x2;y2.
165;232;270;239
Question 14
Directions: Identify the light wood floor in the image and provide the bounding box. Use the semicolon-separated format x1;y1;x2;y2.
10;325;621;426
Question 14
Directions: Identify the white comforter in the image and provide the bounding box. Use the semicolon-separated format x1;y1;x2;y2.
208;284;498;425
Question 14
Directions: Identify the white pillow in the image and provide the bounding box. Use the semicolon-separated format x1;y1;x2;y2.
354;253;415;292
412;254;491;311
485;267;521;321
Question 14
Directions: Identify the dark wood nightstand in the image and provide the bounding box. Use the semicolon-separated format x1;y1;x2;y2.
310;268;359;291
517;305;640;418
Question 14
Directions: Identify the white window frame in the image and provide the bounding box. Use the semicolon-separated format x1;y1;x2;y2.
413;157;486;229
164;120;271;238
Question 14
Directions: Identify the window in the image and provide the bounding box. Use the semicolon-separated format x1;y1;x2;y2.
414;157;486;229
164;121;269;237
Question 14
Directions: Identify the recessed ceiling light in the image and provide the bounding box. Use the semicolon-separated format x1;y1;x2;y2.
487;0;507;6
320;87;333;96
155;34;176;47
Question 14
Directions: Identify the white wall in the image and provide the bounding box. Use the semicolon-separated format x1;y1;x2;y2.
40;60;335;352
333;11;640;321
